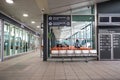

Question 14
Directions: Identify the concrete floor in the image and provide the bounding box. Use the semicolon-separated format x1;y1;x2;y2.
0;50;120;80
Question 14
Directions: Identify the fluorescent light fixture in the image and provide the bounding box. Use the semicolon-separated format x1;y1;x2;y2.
37;26;40;28
5;0;14;4
23;14;28;17
31;21;35;24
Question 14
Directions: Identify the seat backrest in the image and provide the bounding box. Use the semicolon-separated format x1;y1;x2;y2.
67;50;74;53
89;50;97;53
59;50;66;54
82;50;89;53
51;50;59;55
75;50;81;54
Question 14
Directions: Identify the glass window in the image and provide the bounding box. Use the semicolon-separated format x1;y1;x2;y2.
50;15;95;49
22;30;26;52
28;33;31;51
100;17;109;22
3;21;36;57
19;29;23;53
9;24;15;55
50;6;96;54
0;19;2;59
112;17;120;22
4;22;10;57
14;27;20;54
31;35;35;50
25;32;28;52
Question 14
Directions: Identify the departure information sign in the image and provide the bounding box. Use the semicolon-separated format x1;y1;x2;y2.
48;15;71;26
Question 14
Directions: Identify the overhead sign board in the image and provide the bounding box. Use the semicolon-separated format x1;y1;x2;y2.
48;15;71;27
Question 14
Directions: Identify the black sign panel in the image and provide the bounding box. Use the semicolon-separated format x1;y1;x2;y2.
99;34;111;59
48;15;71;26
113;34;120;59
99;27;120;33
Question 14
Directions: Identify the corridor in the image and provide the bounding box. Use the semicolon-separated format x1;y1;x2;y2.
0;50;120;80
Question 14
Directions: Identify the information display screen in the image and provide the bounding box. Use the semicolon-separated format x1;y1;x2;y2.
99;34;111;59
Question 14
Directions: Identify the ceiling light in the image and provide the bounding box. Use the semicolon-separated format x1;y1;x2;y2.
23;14;28;17
37;26;40;28
5;0;14;4
31;21;35;24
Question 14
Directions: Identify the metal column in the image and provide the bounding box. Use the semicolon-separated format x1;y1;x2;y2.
43;14;48;61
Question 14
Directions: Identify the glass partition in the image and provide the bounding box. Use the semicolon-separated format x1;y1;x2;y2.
28;33;31;51
10;24;15;55
0;19;2;60
22;30;26;52
50;6;96;57
31;35;35;50
19;29;23;53
4;22;10;56
15;27;21;54
25;32;28;52
3;21;36;58
50;15;95;49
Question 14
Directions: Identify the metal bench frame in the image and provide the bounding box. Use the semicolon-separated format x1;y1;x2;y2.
50;50;97;62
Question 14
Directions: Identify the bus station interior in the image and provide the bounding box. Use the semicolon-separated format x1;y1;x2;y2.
1;0;120;80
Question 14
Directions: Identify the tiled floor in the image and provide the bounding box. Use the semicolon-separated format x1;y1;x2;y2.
0;50;120;80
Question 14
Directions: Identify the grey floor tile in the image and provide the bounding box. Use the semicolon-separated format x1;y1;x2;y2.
0;51;120;80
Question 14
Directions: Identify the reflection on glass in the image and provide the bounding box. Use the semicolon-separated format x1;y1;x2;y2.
10;25;15;55
0;20;1;59
50;15;95;50
19;29;23;53
25;32;28;52
15;28;21;54
4;23;10;56
3;21;36;57
23;30;26;52
28;34;31;51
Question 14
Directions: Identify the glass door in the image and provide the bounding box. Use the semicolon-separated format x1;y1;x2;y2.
19;29;23;53
15;27;20;54
9;25;15;55
0;19;2;60
25;32;28;52
28;33;31;51
23;30;26;52
4;23;10;57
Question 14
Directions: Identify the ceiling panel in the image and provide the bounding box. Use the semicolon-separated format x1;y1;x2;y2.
0;0;109;34
48;0;109;14
48;0;87;9
0;0;42;32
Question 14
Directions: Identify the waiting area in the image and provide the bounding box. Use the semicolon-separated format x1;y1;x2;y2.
0;50;120;80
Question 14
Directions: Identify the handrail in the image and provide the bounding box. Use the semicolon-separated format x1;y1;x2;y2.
66;23;92;39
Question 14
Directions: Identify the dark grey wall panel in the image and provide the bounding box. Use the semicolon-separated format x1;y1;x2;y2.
98;0;120;60
113;34;120;59
99;34;111;59
97;0;120;13
43;14;48;61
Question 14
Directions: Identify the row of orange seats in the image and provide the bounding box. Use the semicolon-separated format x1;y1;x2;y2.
51;46;92;50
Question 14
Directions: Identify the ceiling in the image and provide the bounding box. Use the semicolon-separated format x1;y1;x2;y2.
0;0;109;33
